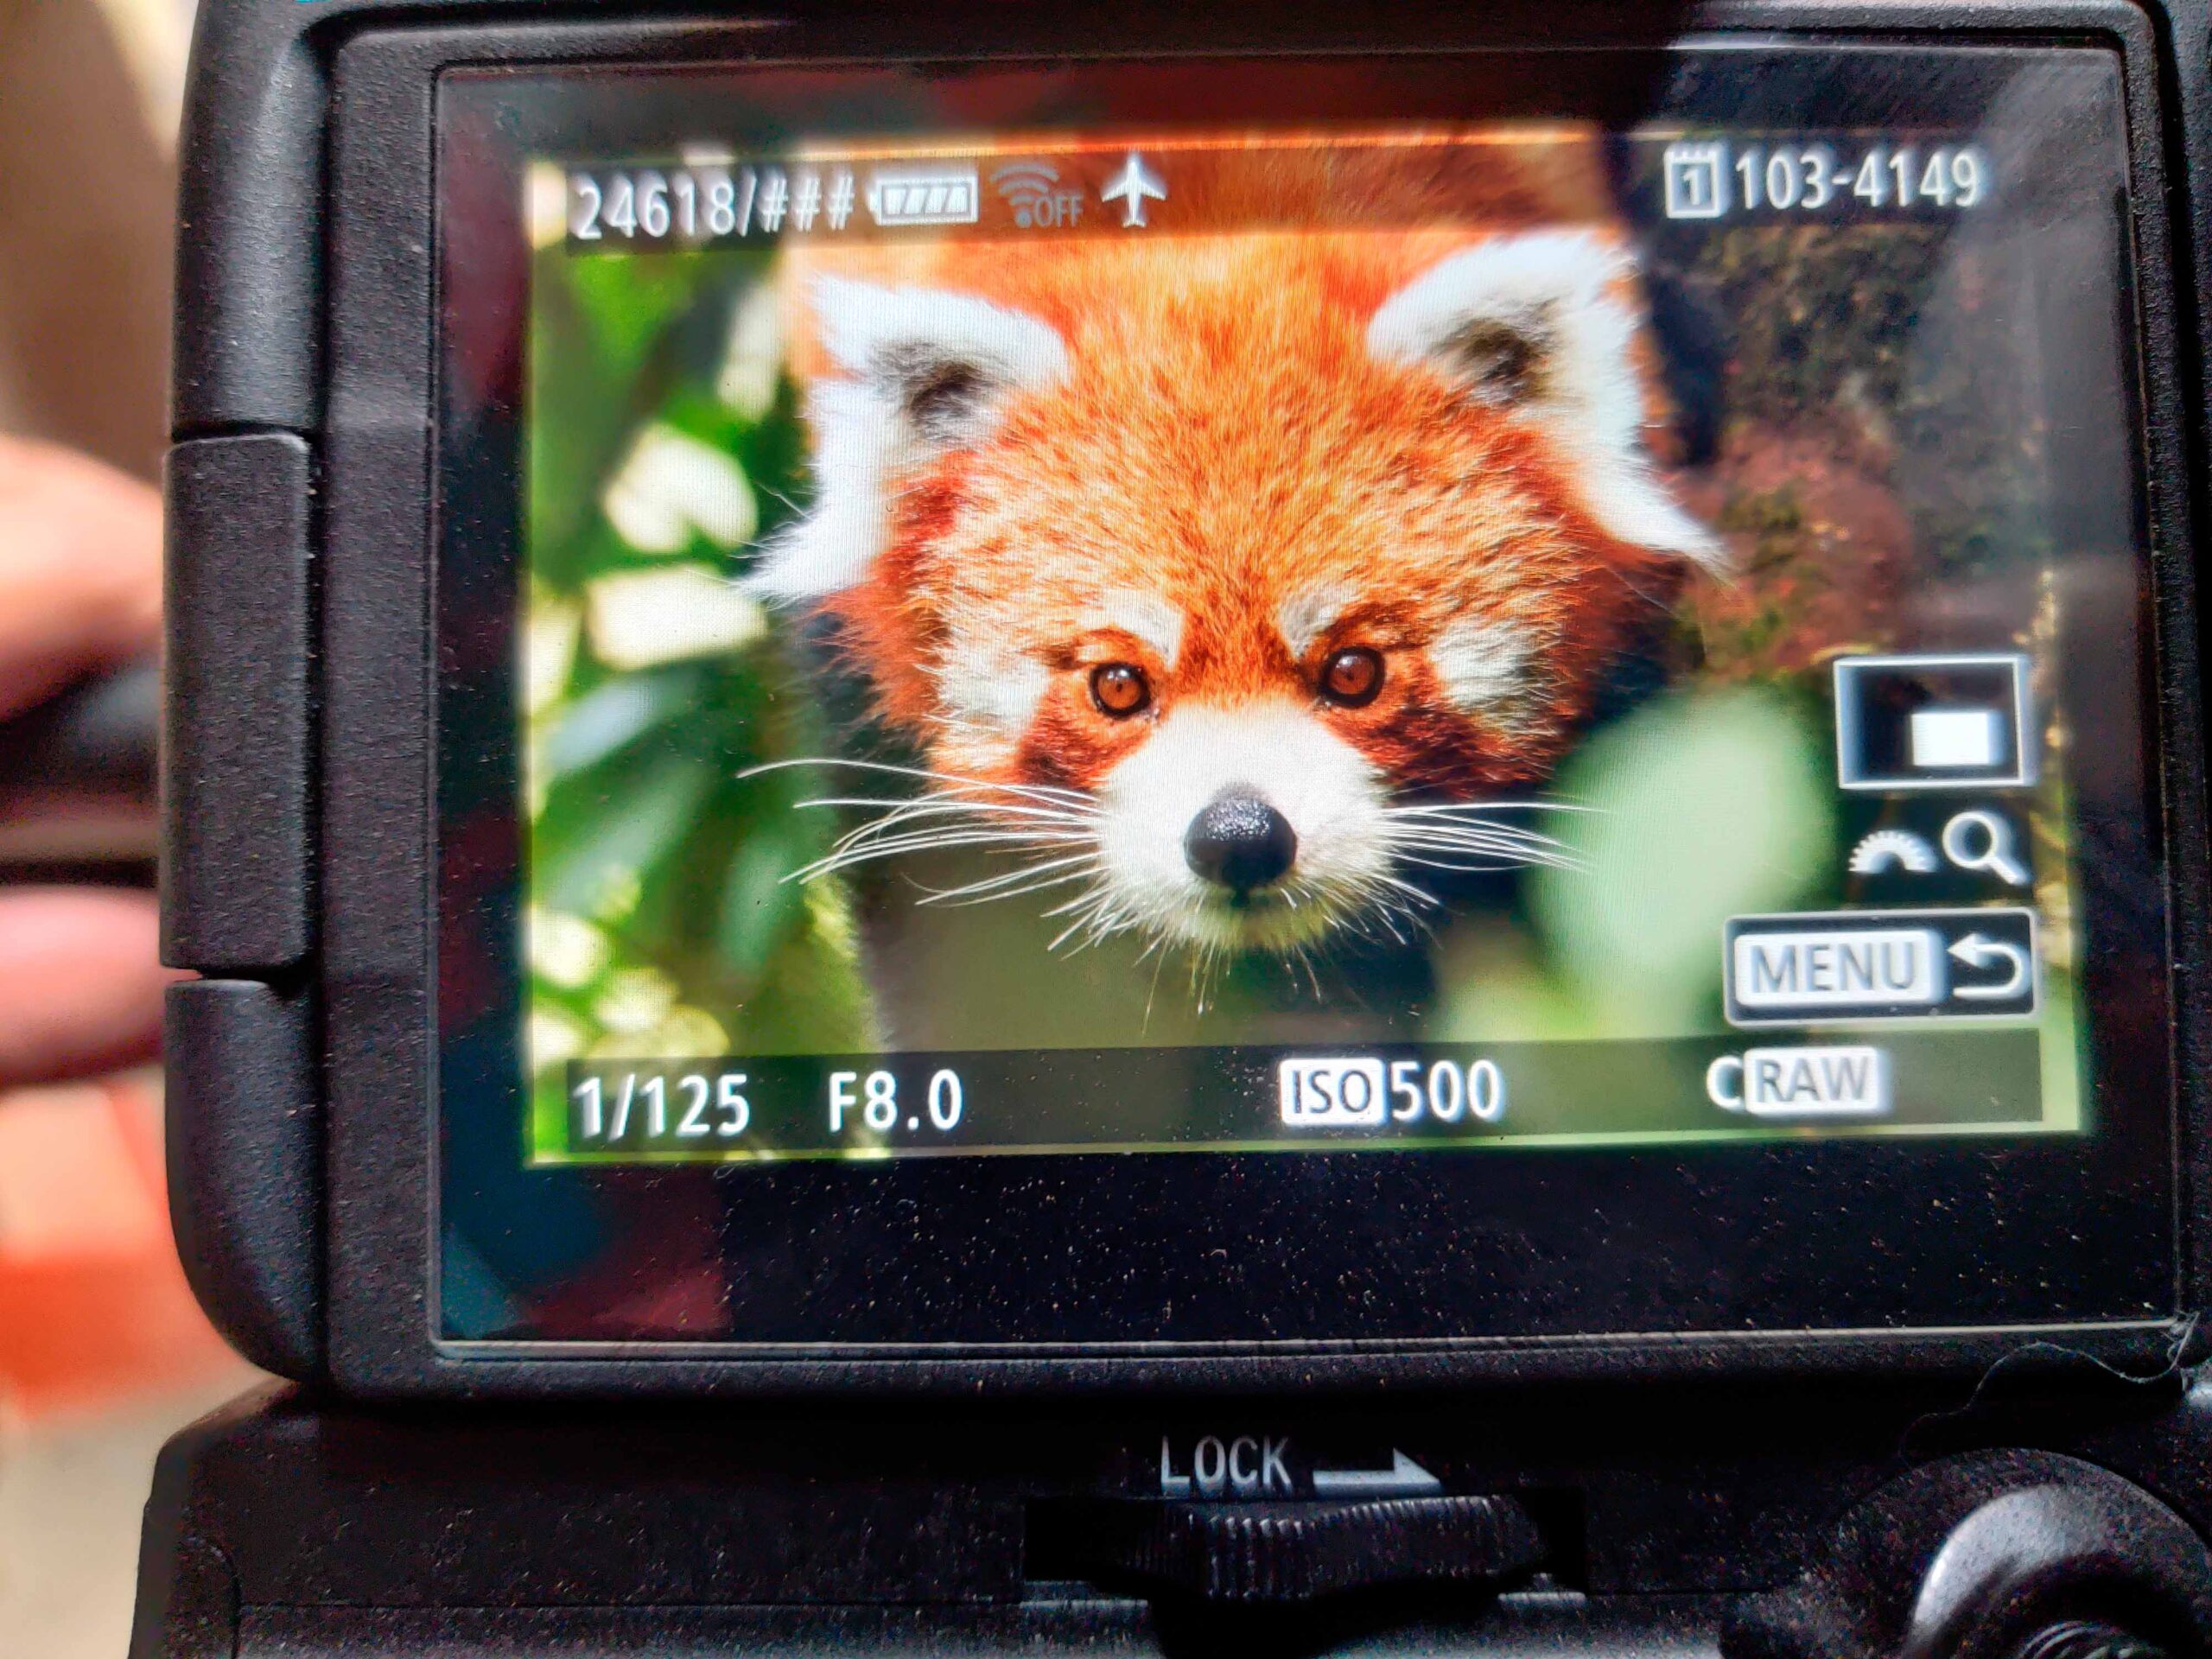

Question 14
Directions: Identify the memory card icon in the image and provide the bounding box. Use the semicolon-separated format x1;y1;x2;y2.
1833;653;2035;791
1662;142;1731;219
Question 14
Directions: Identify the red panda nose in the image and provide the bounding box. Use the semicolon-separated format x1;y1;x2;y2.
1184;795;1298;894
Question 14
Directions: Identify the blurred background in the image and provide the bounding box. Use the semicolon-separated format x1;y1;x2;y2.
0;5;263;1658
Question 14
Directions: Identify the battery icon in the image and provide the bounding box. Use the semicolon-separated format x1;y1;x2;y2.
865;163;981;227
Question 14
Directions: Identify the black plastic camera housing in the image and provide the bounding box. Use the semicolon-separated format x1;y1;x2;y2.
164;0;2212;1399
142;0;2212;1653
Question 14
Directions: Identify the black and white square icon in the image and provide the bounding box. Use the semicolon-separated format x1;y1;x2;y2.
1833;654;2035;791
1662;143;1730;219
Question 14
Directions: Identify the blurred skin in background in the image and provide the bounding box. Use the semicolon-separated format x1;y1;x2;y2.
0;0;184;1090
0;0;176;475
0;7;245;1657
0;437;169;1089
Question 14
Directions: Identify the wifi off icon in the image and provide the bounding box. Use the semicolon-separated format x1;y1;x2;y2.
992;162;1084;229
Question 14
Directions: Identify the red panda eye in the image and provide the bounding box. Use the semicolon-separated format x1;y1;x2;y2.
1090;663;1152;717
1320;647;1384;708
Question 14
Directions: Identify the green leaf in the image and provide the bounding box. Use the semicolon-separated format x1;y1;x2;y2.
538;757;714;918
540;671;696;779
1530;687;1834;1033
716;817;813;982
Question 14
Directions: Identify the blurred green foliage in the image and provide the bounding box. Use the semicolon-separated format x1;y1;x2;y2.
524;242;873;1153
1694;223;1946;426
1685;222;2054;578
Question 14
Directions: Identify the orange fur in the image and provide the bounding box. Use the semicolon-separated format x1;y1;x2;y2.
798;280;1684;791
771;132;1703;823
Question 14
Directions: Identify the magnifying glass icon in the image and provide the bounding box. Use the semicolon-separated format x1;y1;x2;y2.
1942;809;2031;886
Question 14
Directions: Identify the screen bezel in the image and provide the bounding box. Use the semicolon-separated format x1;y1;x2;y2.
319;1;2207;1395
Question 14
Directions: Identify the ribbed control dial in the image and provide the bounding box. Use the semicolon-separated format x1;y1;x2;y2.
2012;1623;2170;1659
1064;1494;1543;1602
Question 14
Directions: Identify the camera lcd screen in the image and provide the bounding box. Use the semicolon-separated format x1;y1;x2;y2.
435;42;2176;1349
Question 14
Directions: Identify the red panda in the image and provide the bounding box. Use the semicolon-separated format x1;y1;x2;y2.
753;146;1723;955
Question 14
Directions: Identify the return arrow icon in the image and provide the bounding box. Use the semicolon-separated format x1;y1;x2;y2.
1309;1450;1443;1498
1948;931;2029;999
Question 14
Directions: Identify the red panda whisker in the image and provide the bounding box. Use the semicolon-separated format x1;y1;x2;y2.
926;878;1100;911
1382;809;1584;839
1390;844;1533;864
1390;853;1580;877
1320;888;1435;950
797;792;1097;816
1392;843;1575;868
1384;836;1583;872
1187;944;1218;1014
1385;817;1547;838
915;854;1101;887
1046;900;1128;956
825;828;1092;865
1383;800;1594;821
1344;909;1413;950
795;842;1091;885
1088;899;1139;942
827;790;1099;827
1382;835;1581;863
1385;817;1567;840
914;851;1101;887
1383;821;1581;855
741;756;1096;811
750;482;804;518
934;875;1104;911
1393;855;1536;876
806;803;1100;854
912;856;1103;906
819;804;1090;833
1384;797;1593;811
1344;899;1436;951
1386;828;1576;856
1385;828;1583;854
817;821;1091;850
819;828;1096;860
1039;887;1121;923
789;830;1096;883
1367;873;1446;909
801;800;1102;832
1141;945;1172;1033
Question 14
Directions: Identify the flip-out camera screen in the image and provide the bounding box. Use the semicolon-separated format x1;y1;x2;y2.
435;42;2174;1347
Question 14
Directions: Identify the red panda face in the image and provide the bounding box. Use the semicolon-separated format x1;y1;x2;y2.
756;232;1722;953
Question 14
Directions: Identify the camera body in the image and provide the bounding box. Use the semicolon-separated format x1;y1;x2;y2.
144;0;2212;1653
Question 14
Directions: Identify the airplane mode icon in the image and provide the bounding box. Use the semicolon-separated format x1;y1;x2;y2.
1100;152;1167;228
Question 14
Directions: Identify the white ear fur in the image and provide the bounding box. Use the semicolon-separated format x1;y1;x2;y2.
1366;232;1724;571
747;277;1070;601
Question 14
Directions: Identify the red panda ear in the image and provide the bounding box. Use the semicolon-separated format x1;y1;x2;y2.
816;276;1069;447
747;277;1070;601
1366;232;1727;575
